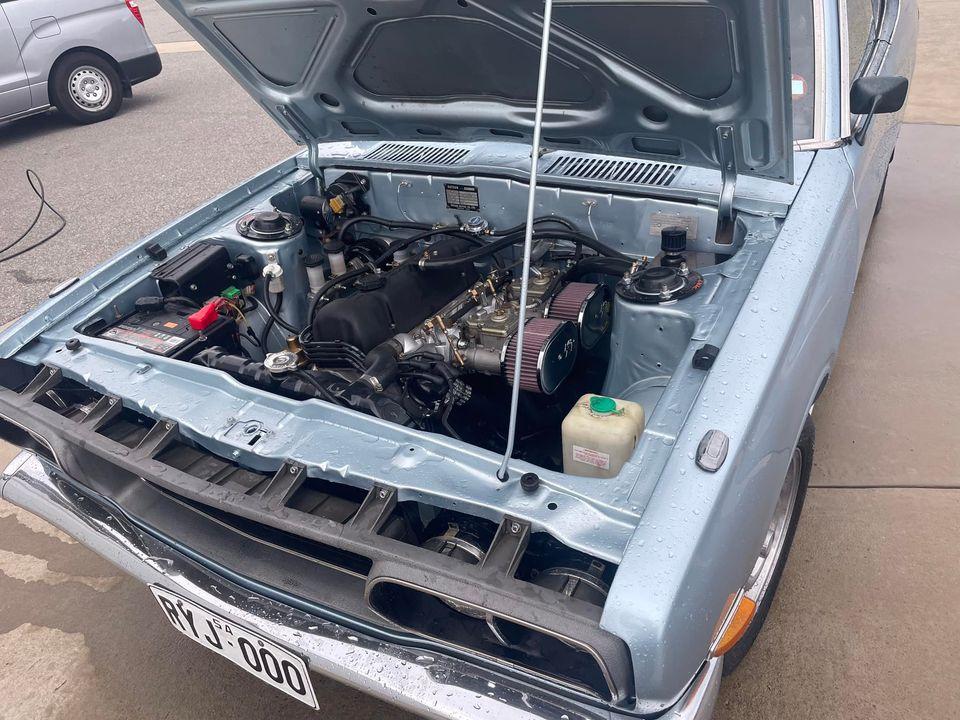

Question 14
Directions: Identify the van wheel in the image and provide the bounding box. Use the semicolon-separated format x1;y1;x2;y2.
51;52;123;125
722;416;813;675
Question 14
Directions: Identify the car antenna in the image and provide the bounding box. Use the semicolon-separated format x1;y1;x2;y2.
497;0;555;483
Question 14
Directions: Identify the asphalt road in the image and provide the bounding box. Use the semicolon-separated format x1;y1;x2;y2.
2;2;959;719
0;3;290;326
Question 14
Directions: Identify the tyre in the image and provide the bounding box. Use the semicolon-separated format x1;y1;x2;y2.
51;52;123;125
722;415;814;675
874;168;888;217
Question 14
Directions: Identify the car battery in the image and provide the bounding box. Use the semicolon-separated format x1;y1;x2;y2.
96;302;238;359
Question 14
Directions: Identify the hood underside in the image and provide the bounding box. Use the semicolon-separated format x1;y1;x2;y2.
157;0;794;182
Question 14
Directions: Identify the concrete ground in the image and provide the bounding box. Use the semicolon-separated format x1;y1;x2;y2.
1;2;958;718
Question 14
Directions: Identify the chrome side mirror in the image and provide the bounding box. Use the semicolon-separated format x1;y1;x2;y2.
850;75;909;145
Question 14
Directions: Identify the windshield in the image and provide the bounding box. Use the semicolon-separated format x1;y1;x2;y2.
790;0;817;141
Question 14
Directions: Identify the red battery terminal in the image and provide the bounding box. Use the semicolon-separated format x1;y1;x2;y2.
187;298;226;331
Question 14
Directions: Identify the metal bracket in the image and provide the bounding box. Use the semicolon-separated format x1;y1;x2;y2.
481;516;531;576
254;461;307;510
715;125;737;245
20;366;62;403
135;418;179;458
349;484;398;533
80;395;123;432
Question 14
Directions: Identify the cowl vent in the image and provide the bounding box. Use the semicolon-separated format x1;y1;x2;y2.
364;142;470;166
542;153;683;187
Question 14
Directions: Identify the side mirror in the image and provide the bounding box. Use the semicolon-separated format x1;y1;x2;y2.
850;75;909;145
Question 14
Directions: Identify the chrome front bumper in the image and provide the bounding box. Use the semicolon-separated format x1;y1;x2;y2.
1;450;722;720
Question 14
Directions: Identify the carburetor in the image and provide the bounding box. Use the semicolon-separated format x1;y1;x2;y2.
400;265;611;395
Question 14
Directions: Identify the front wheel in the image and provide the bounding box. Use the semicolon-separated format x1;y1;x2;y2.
722;416;813;674
51;52;123;125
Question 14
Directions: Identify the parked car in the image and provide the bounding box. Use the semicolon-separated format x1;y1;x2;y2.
0;0;915;718
0;0;160;125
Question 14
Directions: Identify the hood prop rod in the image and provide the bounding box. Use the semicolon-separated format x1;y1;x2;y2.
497;0;555;483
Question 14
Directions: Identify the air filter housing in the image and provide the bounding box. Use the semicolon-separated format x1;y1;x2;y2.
547;282;611;350
503;318;578;395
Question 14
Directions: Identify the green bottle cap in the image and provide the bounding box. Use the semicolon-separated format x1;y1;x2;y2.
589;396;617;414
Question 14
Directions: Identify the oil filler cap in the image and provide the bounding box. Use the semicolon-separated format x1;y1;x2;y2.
696;429;729;473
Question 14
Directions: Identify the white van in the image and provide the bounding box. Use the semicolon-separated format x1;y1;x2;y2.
0;0;160;125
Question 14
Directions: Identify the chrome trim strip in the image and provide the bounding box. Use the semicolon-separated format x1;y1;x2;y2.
792;0;829;148
0;410;62;467
839;0;852;137
812;0;828;141
666;657;723;720
794;137;848;151
0;105;52;124
1;450;722;720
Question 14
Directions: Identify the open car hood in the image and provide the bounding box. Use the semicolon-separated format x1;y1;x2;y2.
157;0;794;183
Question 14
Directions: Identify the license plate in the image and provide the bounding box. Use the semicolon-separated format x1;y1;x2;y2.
150;586;318;708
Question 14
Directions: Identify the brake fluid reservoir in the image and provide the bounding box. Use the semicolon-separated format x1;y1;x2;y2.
562;394;644;478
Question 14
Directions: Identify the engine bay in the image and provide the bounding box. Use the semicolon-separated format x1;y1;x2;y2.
0;152;793;704
79;170;728;476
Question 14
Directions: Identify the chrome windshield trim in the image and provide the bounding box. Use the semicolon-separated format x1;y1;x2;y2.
793;0;830;146
839;0;852;137
812;0;828;141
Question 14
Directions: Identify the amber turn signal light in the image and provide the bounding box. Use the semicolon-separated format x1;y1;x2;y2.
711;594;757;657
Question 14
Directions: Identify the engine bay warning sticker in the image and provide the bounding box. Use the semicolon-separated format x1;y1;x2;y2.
572;445;611;470
100;324;187;355
444;184;480;211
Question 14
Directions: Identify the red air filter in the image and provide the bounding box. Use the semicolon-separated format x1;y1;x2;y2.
547;282;611;350
503;318;579;395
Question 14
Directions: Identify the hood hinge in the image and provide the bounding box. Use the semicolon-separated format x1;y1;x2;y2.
278;104;325;186
307;141;324;186
715;125;737;244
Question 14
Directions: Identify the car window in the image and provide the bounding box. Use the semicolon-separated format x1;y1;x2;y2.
846;0;879;82
790;0;817;141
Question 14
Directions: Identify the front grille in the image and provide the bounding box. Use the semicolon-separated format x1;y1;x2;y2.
5;367;635;703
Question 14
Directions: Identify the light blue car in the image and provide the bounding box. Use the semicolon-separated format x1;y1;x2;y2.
0;0;161;125
0;0;915;718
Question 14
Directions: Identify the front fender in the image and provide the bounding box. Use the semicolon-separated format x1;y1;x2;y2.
602;147;860;712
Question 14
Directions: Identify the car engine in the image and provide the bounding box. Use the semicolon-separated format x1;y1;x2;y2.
84;174;711;469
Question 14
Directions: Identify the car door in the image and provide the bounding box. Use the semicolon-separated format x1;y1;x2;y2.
0;3;31;118
842;0;917;255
